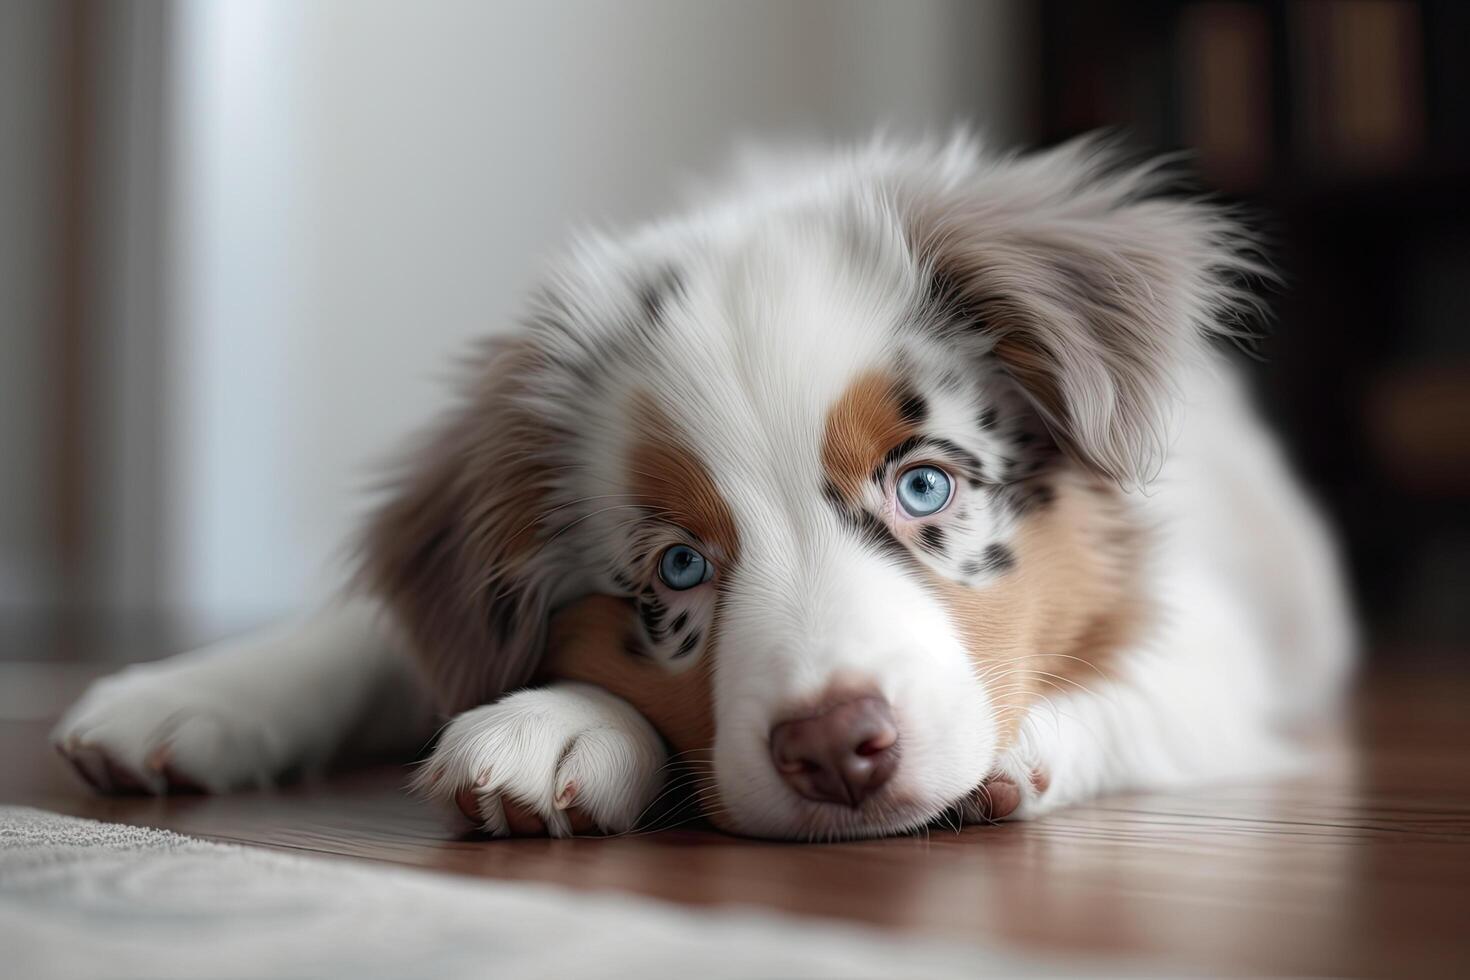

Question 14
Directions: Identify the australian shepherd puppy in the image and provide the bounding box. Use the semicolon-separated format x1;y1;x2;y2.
54;135;1353;840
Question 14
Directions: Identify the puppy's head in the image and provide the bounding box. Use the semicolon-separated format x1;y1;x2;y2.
361;135;1261;839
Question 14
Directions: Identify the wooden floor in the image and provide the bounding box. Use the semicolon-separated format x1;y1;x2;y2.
3;657;1468;977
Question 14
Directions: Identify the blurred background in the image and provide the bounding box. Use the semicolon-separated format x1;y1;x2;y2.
2;0;1465;664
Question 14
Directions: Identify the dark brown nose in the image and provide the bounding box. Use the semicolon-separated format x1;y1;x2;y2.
769;696;899;808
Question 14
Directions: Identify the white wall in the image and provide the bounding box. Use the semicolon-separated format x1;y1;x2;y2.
89;0;172;619
0;1;62;613
163;0;1035;637
1;2;171;632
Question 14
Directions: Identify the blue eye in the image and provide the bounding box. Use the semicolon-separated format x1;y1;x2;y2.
895;465;952;517
658;544;712;590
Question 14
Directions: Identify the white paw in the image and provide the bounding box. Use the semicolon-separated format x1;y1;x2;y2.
51;664;288;795
416;683;666;838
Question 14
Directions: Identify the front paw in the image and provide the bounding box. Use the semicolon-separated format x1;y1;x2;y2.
52;666;285;795
415;683;666;838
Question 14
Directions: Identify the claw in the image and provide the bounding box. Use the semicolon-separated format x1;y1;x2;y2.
454;787;483;824
1029;768;1050;794
61;745;107;792
145;743;172;773
554;781;578;810
501;797;547;836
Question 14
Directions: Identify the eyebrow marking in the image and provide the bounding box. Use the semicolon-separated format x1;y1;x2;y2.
822;371;920;500
873;435;927;483
629;393;740;558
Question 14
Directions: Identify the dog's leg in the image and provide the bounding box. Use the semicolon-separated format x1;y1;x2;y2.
52;599;437;794
415;681;667;837
414;596;679;837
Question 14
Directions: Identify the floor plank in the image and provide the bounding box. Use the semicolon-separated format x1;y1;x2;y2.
3;660;1468;976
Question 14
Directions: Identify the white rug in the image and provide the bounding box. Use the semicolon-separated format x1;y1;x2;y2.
0;806;1138;979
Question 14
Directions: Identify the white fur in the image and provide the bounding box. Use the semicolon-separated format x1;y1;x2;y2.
415;683;665;837
53;599;435;793
979;359;1354;822
609;225;996;836
53;135;1353;841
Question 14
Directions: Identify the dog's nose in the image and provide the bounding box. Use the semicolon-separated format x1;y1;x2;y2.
769;696;899;807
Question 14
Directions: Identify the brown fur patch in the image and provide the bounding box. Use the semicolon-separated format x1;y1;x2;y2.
540;595;714;757
358;339;561;712
572;394;736;819
819;369;1145;749
931;468;1147;742
540;595;722;821
821;371;917;499
629;394;739;558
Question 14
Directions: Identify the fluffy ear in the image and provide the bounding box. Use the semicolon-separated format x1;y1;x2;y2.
908;139;1265;486
356;339;561;713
